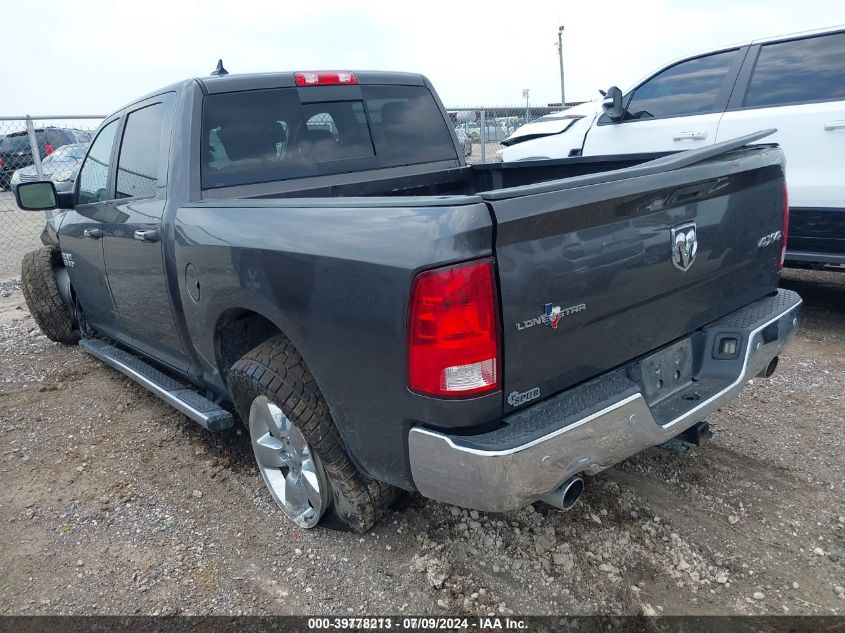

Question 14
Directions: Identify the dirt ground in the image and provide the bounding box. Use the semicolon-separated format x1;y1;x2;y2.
0;268;842;616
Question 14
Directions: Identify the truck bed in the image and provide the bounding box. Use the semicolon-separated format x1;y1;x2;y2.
201;153;665;201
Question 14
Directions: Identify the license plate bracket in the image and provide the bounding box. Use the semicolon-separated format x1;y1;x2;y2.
628;338;694;405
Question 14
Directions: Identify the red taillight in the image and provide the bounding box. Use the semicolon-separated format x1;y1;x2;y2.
0;156;3;169
294;71;358;87
44;143;54;156
408;258;500;398
780;183;789;271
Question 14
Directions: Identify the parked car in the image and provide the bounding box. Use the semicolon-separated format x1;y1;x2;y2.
500;101;601;159
496;116;521;134
502;26;845;267
0;127;93;190
15;69;799;533
466;121;510;143
10;143;89;192
455;127;472;155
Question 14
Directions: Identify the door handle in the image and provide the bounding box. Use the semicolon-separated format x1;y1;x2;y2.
83;228;102;239
133;229;159;243
673;131;707;141
824;120;845;131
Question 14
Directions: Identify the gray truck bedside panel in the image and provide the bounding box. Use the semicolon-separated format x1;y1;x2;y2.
186;194;483;208
196;162;467;201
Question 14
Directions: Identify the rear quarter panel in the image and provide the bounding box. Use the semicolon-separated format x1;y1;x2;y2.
173;198;498;488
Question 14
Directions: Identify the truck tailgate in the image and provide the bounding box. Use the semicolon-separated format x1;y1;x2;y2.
485;138;786;412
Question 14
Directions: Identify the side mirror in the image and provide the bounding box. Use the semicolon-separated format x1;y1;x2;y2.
14;181;58;211
602;86;626;121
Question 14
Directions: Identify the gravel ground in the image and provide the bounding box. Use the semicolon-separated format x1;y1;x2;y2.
0;268;842;616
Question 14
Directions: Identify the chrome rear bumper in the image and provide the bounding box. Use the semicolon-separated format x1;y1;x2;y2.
408;290;802;512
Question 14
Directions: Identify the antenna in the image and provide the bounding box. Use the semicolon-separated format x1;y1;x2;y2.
211;59;229;76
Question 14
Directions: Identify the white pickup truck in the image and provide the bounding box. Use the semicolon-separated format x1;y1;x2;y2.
501;26;845;267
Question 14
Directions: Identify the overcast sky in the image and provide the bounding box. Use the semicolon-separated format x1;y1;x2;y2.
3;0;844;116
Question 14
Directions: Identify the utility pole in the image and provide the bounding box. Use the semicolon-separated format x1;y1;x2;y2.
557;25;566;107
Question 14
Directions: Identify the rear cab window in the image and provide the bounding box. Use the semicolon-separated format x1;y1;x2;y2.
201;84;458;189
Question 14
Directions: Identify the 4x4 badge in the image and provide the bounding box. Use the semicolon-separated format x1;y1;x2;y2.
671;221;698;272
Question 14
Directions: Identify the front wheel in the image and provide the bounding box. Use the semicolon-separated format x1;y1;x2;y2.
227;334;397;532
21;246;80;345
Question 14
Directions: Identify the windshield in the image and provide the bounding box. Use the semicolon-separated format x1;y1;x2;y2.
44;144;88;163
201;84;458;189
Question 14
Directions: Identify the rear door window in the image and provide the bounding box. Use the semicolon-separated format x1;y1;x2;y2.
116;102;166;199
744;32;845;108
202;84;457;189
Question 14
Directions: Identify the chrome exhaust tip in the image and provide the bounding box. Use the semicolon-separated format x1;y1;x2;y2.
539;476;585;511
757;355;779;378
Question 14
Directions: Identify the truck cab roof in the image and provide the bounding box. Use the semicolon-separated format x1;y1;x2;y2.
198;70;429;94
115;70;435;120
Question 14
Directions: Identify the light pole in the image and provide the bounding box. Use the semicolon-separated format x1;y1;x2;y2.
557;25;566;107
523;88;530;123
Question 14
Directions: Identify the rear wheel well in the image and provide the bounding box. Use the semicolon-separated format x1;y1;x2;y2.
215;310;283;381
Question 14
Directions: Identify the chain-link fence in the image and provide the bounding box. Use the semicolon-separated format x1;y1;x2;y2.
0;116;103;280
447;105;564;164
0;106;569;281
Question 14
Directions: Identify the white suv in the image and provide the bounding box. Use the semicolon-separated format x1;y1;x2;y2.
502;26;845;266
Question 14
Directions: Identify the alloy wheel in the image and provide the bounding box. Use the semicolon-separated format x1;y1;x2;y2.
248;395;330;528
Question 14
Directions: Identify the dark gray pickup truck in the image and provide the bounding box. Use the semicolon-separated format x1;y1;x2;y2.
15;69;801;532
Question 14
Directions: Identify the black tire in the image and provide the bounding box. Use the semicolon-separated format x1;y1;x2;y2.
21;246;80;345
227;334;398;532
